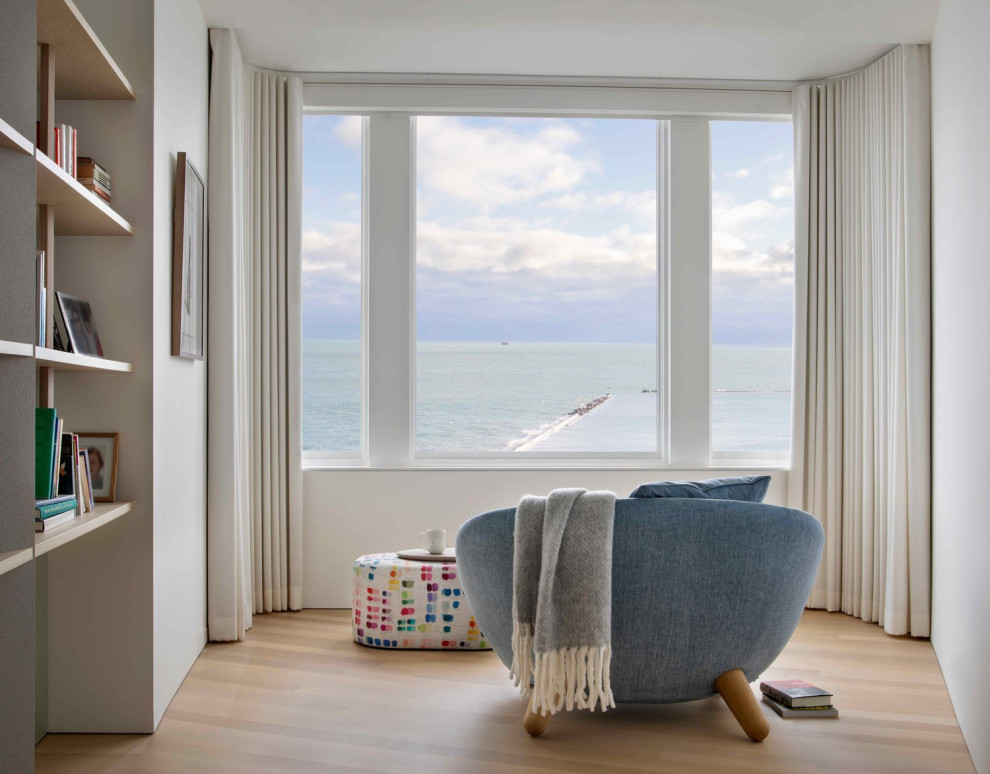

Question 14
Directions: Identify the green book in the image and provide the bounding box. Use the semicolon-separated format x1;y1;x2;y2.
35;408;58;500
36;498;77;519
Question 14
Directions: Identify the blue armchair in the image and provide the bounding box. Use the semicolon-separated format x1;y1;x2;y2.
455;497;824;740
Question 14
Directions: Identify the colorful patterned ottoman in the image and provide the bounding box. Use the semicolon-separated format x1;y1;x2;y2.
352;553;490;650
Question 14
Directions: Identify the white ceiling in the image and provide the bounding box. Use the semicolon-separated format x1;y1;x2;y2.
197;0;941;82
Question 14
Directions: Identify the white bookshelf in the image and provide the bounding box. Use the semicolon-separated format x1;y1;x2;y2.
35;347;132;373
35;149;132;236
0;339;34;357
35;501;134;557
0;115;33;155
25;0;140;743
0;548;34;578
37;0;134;100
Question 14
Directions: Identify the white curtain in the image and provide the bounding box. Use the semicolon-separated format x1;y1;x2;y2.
207;29;304;641
790;45;931;637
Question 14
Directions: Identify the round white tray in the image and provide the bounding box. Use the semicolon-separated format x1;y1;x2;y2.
395;548;456;562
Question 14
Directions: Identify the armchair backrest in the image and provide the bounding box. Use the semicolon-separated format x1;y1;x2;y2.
456;497;824;703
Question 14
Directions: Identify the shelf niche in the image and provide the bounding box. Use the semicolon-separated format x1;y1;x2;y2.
35;502;134;557
37;0;135;100
36;149;132;236
0;116;34;155
35;346;132;373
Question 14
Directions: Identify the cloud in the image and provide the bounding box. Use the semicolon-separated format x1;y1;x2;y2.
538;190;656;226
301;224;362;307
757;151;788;169
769;165;794;199
302;115;795;344
416;117;595;209
416;221;655;280
332;115;362;149
713;234;794;283
712;197;789;236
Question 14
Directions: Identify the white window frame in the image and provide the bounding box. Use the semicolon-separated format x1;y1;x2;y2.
301;80;792;470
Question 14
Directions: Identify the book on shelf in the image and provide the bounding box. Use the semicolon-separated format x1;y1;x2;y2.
50;416;63;499
36;251;46;347
35;408;59;500
76;158;110;201
35;507;77;532
34;410;88;528
36;497;77;520
76;157;109;183
57;432;77;503
56;123;77;178
77;444;94;513
36;494;74;508
760;679;833;708
79;181;111;203
762;694;838;719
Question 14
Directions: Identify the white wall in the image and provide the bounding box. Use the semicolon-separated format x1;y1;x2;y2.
151;0;209;726
303;468;788;607
931;2;990;772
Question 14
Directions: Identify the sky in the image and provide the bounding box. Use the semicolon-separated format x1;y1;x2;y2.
301;115;793;345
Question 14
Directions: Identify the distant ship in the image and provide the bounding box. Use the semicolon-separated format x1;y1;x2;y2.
501;341;510;345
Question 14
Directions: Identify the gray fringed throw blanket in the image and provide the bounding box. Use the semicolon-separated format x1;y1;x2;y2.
511;488;617;715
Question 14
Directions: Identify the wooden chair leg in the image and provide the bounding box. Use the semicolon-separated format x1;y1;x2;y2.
714;669;770;742
523;702;552;737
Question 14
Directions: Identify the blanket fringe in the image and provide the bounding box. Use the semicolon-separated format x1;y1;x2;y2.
510;621;535;697
515;643;615;715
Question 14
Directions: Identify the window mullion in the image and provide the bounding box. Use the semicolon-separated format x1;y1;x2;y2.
367;115;415;466
668;120;712;466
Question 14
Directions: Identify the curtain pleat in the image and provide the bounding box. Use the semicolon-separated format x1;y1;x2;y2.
790;45;931;637
207;29;254;641
251;69;302;616
208;30;304;641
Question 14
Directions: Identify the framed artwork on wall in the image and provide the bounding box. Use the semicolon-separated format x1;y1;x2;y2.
171;152;206;360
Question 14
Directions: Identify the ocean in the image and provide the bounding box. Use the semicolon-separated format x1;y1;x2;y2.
302;341;791;455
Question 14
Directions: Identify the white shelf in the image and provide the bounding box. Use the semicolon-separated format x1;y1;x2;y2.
0;116;33;155
35;346;132;373
36;149;132;236
37;0;135;100
0;340;34;357
0;548;33;578
35;501;133;557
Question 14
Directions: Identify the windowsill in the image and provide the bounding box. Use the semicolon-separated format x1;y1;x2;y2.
302;461;791;472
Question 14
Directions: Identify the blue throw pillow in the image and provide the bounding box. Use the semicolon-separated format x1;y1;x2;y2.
629;475;771;502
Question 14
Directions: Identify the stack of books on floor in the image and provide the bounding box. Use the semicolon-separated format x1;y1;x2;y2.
760;679;838;718
76;157;111;203
35;408;96;533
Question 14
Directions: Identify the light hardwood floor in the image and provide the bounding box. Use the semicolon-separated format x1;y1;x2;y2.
36;610;974;773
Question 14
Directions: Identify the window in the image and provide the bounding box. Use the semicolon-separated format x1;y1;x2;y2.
710;121;794;457
300;82;795;467
415;117;659;454
301;115;364;455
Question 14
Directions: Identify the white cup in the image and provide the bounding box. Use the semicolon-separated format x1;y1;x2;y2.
419;528;446;554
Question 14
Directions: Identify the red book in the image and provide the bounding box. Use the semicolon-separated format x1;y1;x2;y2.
53;126;60;166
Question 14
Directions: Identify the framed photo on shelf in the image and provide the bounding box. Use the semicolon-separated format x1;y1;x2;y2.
77;433;119;502
55;291;104;357
171;152;206;360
